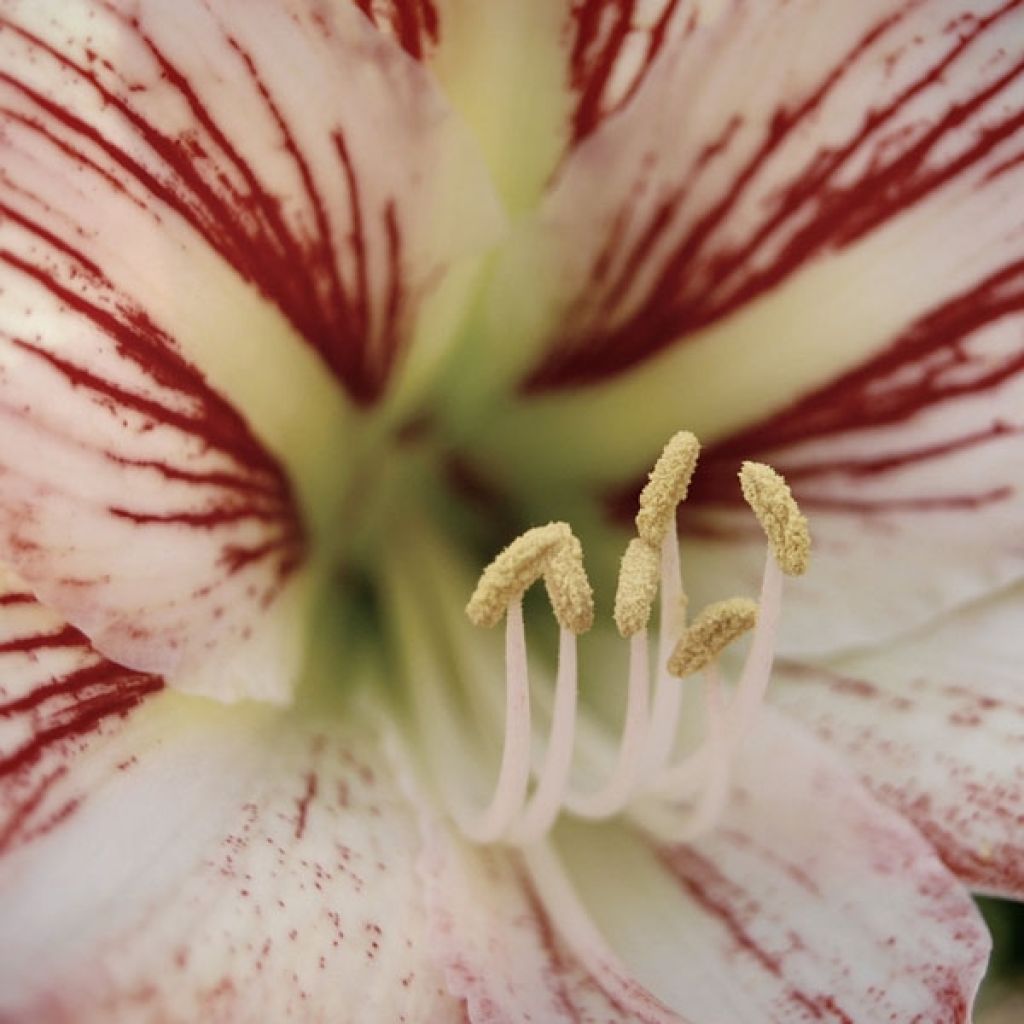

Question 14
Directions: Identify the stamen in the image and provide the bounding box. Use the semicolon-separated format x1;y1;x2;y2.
458;523;591;843
466;522;572;628
613;537;661;638
507;626;578;844
562;630;651;819
641;525;688;778
667;597;758;678
445;440;811;851
728;555;785;736
641;664;735;843
739;462;810;576
635;431;700;548
456;598;534;843
544;533;595;634
522;841;681;1024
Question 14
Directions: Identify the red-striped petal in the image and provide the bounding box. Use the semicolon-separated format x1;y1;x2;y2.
0;567;163;862
0;642;458;1021
349;0;443;62
669;336;1023;656
773;586;1024;898
0;0;503;698
0;241;311;697
565;0;707;145
525;0;1024;391
1;0;501;406
459;0;1024;498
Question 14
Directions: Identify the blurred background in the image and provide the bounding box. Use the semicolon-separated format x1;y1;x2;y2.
978;899;1024;1021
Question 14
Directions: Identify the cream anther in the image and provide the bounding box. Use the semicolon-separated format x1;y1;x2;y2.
635;431;700;547
739;462;811;576
544;533;594;635
466;522;571;628
614;537;661;637
436;431;805;850
668;597;758;677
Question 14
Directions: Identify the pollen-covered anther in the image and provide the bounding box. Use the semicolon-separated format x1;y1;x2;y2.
544;533;594;635
466;522;572;628
668;597;758;677
635;431;700;547
739;462;811;576
614;537;661;637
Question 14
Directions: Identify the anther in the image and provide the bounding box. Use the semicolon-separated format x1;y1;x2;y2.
635;431;700;548
739;462;810;576
445;433;810;850
613;537;661;637
668;597;758;677
544;533;594;634
466;522;572;628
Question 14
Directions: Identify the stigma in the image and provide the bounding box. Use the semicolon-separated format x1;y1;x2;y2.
438;433;810;847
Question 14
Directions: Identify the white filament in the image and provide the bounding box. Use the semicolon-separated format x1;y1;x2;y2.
641;529;687;778
521;840;679;1024
508;627;579;844
427;532;786;847
455;600;534;843
562;630;651;819
653;552;783;798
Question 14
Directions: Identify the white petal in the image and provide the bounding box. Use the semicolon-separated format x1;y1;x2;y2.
677;350;1024;654
553;709;989;1023
351;1;718;214
416;706;989;1023
0;0;503;700
354;0;713;145
0;564;164;859
461;0;1024;497
0;586;459;1022
417;818;683;1024
773;585;1024;898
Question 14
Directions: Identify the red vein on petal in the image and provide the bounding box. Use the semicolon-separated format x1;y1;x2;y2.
0;7;415;403
0;591;164;856
334;130;372;354
0;625;92;655
107;504;290;528
107;458;283;500
529;1;1024;390
657;847;857;1024
691;260;1024;510
606;251;1024;520
568;0;691;144
351;0;440;61
293;771;318;840
0;659;144;717
0;674;160;786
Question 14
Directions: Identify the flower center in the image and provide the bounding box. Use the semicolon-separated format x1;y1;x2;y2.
373;432;811;849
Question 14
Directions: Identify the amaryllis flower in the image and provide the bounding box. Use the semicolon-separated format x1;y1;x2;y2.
0;0;1021;1020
